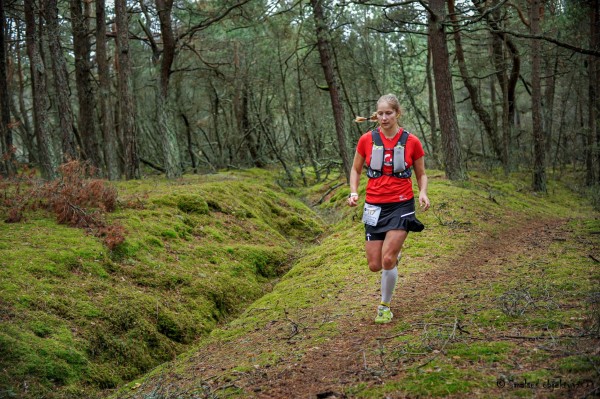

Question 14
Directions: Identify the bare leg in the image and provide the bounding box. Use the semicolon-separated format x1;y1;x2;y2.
366;230;408;317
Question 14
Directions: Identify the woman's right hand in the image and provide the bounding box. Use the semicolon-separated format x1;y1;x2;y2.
347;193;359;207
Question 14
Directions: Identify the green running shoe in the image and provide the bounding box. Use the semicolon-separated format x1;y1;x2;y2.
375;306;393;324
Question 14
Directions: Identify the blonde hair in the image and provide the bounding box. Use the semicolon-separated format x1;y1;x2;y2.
355;94;402;123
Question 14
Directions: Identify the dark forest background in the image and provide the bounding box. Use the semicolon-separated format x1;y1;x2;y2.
1;0;599;193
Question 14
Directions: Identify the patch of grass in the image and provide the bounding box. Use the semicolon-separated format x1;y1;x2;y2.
347;361;484;398
558;355;598;373
446;342;513;363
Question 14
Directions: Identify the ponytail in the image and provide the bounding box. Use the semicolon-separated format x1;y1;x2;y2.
354;112;378;123
355;93;402;124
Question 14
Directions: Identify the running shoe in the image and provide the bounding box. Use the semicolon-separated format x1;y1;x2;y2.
375;305;393;324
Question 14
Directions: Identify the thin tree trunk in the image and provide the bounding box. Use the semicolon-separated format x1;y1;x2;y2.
155;0;182;178
115;0;139;179
591;0;600;184
277;38;306;184
70;0;101;169
449;0;501;161
180;113;197;173
531;0;546;192
543;40;558;158
428;0;466;181
296;50;320;182
96;0;119;180
46;0;78;162
310;0;351;182
25;0;57;179
475;0;520;172
14;26;35;164
0;0;16;176
210;83;224;167
398;54;431;157
426;40;439;167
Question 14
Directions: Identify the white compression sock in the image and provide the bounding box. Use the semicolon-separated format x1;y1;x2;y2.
381;267;398;307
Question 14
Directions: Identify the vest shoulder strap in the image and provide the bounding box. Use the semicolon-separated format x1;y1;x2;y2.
399;130;410;146
371;129;382;146
371;129;410;147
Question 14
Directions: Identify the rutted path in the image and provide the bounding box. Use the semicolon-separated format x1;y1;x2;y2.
245;217;570;398
121;215;597;399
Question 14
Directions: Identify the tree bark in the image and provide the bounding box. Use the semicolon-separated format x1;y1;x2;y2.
70;0;101;169
24;0;57;179
310;0;351;182
531;0;546;192
428;0;466;180
426;39;439;167
96;0;119;180
0;0;16;176
115;0;140;179
46;0;78;162
14;27;35;164
591;0;600;185
155;0;182;178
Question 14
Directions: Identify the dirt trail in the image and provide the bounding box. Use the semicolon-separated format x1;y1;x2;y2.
128;216;591;399
244;217;569;398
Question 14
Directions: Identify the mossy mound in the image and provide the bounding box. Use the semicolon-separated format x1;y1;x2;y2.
0;169;323;398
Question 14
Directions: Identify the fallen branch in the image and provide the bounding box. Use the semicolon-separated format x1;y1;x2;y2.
314;182;344;206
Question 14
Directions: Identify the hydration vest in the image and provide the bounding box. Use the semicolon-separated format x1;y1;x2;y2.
366;128;412;179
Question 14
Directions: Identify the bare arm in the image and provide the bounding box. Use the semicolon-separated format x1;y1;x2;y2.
348;151;365;207
413;156;430;211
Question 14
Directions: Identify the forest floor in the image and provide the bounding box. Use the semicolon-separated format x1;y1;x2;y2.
116;173;600;399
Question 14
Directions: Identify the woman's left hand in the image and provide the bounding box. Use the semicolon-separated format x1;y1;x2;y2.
419;193;430;211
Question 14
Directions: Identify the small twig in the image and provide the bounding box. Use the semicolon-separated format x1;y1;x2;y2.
589;254;600;263
494;333;587;341
416;317;458;369
314;182;344;206
580;385;600;399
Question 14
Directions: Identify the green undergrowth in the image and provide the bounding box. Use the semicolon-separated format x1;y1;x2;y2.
0;169;323;398
112;169;598;398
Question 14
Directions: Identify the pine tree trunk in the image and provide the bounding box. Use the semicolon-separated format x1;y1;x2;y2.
531;0;546;192
428;0;466;181
449;0;501;160
46;0;78;162
14;27;35;164
475;0;520;173
590;0;600;185
24;0;58;180
155;0;182;178
24;0;57;179
426;40;439;167
70;0;101;169
115;0;139;179
96;0;119;180
0;0;16;176
310;0;351;182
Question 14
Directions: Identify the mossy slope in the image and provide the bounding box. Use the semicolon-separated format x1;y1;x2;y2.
0;169;323;398
111;170;599;399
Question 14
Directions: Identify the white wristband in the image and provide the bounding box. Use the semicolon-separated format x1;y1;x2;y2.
349;193;358;197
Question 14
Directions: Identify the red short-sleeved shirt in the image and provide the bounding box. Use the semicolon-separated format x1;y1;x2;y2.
356;127;425;204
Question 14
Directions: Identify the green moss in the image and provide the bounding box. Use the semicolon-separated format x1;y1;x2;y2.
446;342;512;363
5;168;600;399
558;355;598;373
175;194;209;215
